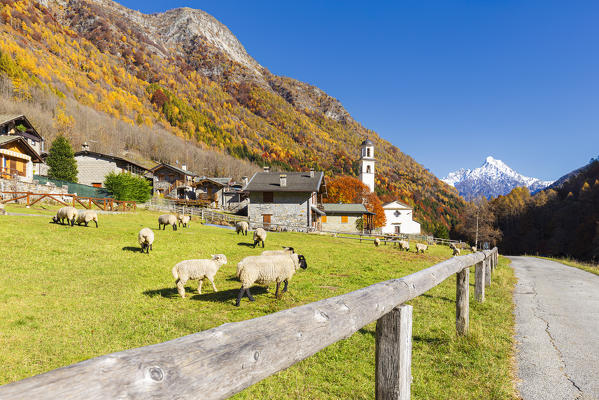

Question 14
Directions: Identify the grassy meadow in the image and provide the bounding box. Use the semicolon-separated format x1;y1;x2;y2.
0;204;517;399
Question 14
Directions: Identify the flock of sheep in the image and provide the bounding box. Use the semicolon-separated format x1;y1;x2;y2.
51;206;470;307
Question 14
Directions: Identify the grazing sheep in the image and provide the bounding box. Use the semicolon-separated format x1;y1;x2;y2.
138;228;154;254
236;253;307;306
415;243;428;254
52;206;78;226
236;221;249;236
158;214;178;231
172;254;227;298
471;246;477;252
452;247;461;256
374;238;381;247
398;240;410;252
449;242;457;251
261;247;295;256
253;228;267;248
76;210;98;228
178;215;191;228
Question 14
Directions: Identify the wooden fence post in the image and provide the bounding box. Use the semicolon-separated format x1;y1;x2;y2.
484;258;491;287
475;261;485;302
456;267;469;336
375;304;412;400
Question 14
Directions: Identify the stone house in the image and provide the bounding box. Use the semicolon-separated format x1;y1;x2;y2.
74;143;151;187
193;177;231;207
321;203;375;233
244;168;325;230
0;136;44;182
0;114;45;175
381;201;421;235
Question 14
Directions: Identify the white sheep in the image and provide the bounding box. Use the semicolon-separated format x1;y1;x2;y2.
52;206;78;226
452;247;461;256
172;254;228;298
76;210;98;228
471;246;477;252
235;253;307;306
236;221;249;236
138;227;154;254
158;214;178;231
415;243;428;254
397;240;410;251
449;242;457;251
178;215;191;228
253;227;267;248
374;238;381;247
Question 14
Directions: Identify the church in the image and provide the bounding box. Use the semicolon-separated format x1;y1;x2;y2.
358;139;421;235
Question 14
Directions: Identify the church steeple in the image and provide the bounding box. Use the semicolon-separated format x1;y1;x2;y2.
359;139;375;192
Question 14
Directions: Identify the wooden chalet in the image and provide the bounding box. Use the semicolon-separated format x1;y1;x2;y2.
150;163;198;199
0;136;44;182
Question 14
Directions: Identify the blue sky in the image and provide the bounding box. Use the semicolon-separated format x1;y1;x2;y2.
121;0;598;181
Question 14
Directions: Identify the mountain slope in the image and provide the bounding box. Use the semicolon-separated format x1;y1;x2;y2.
0;0;465;232
443;156;553;200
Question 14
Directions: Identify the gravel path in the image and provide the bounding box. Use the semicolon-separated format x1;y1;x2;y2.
511;256;599;400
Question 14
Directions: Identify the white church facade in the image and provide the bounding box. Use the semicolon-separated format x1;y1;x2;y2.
359;139;421;235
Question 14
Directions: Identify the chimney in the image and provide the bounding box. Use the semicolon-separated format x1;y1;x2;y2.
263;166;270;173
280;174;287;187
310;168;315;178
242;176;249;186
82;142;89;151
181;164;187;171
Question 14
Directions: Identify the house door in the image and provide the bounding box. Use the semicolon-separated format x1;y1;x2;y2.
262;214;271;229
394;225;401;234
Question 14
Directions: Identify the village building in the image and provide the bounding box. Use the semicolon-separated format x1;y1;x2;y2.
321;203;375;233
74;143;151;187
0;114;45;175
244;168;325;229
381;201;421;235
150;163;198;199
0;136;44;182
193;177;232;208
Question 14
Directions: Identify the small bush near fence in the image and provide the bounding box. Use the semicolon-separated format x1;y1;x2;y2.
104;172;152;202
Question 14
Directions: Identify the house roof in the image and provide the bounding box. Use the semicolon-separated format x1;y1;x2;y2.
74;150;150;172
0;114;43;141
194;177;231;187
0;136;44;162
245;171;324;192
361;138;374;146
322;203;375;215
383;200;413;210
150;163;197;177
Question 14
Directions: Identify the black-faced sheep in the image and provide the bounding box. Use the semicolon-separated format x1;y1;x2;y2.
236;221;249;236
52;206;78;226
235;253;307;306
76;210;98;227
138;228;154;254
397;240;410;251
415;243;428;254
158;214;178;231
178;215;191;228
172;254;227;298
374;238;381;247
253;227;267;248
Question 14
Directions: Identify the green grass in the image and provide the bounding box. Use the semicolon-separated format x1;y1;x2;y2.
0;206;517;399
535;256;599;277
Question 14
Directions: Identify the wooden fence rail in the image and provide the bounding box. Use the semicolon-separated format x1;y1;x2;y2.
0;248;498;400
0;191;136;211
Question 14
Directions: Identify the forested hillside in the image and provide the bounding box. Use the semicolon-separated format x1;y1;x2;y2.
491;159;599;261
0;0;465;232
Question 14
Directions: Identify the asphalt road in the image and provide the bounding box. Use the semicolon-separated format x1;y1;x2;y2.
511;256;599;400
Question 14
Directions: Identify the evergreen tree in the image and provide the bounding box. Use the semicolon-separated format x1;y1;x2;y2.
47;136;78;182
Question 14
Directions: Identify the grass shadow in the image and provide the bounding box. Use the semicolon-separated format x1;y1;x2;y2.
122;246;142;253
420;293;455;304
413;335;450;345
143;287;179;298
358;327;375;337
191;286;269;303
237;242;256;247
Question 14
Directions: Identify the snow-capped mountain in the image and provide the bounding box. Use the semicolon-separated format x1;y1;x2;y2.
442;156;554;200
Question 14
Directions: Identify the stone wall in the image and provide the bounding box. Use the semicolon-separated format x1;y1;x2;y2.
248;191;311;227
322;215;361;233
75;155;121;187
0;177;69;204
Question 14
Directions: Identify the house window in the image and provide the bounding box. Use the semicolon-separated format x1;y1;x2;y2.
366;165;371;173
322;216;327;223
92;183;102;188
263;192;274;203
341;216;348;224
367;148;371;157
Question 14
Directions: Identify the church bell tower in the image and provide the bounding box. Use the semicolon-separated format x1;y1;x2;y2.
359;139;375;192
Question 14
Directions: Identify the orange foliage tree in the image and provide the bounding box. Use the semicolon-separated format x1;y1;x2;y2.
324;176;386;228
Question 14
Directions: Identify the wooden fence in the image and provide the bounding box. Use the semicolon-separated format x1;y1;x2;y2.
0;248;499;399
0;191;136;211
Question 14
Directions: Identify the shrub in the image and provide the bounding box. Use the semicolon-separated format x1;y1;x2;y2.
104;172;152;202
